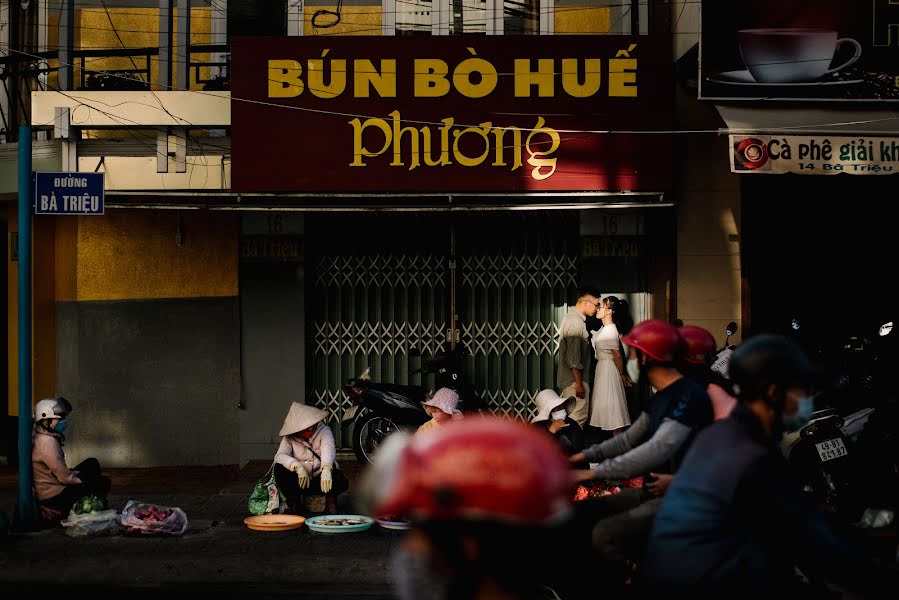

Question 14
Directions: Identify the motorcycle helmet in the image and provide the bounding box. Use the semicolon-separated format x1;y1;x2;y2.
621;319;683;363
33;397;73;422
361;416;571;525
729;334;818;405
679;326;717;365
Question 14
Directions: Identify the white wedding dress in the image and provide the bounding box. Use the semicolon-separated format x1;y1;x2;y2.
589;324;631;430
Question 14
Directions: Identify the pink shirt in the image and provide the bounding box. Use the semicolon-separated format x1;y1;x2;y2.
32;428;81;501
708;383;737;421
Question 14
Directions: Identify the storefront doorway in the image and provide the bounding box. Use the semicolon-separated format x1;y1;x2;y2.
306;211;581;444
742;174;894;357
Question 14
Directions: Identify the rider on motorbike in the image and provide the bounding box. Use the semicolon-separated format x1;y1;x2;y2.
567;320;714;585
641;334;891;596
359;416;576;600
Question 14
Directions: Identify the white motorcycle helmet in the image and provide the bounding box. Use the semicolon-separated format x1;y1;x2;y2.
33;397;73;422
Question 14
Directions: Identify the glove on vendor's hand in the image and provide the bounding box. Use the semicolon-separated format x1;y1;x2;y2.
289;461;301;473
296;466;311;489
320;465;333;493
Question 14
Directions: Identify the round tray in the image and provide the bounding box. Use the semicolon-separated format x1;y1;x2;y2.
243;514;306;531
376;519;411;531
305;514;374;533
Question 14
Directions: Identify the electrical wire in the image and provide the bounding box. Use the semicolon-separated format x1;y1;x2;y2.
21;1;689;36
7;43;899;139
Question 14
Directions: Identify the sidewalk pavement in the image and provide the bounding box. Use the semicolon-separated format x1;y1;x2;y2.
0;457;399;598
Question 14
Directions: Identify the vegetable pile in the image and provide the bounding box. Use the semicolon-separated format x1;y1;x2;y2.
69;495;106;517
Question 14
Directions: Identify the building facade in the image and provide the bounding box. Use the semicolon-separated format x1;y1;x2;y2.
1;1;744;466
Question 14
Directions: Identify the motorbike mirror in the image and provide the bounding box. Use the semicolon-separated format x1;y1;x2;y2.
359;367;371;381
879;321;893;337
726;321;738;336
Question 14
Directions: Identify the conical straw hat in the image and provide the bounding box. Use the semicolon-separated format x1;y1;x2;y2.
279;402;329;436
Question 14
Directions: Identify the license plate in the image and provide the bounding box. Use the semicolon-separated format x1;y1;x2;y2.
815;438;848;462
342;405;360;422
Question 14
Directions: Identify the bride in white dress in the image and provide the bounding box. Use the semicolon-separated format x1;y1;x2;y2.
589;296;633;434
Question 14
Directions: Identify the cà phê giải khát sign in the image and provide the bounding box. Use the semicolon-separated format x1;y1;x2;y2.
731;135;899;174
230;36;672;193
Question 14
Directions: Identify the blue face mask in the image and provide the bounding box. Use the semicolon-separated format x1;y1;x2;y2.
53;419;69;433
783;396;814;432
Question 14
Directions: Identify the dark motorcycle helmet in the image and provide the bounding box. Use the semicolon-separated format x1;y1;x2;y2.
729;334;819;407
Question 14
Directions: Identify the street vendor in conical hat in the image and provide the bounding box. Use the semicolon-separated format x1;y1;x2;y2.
274;402;347;515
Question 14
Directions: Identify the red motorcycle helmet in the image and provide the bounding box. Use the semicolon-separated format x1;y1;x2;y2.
621;319;684;363
365;416;572;525
679;326;717;365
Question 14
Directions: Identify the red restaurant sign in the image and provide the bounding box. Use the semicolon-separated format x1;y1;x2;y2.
231;36;671;193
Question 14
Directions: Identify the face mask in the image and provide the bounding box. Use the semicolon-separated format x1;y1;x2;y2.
390;543;448;600
54;419;69;433
551;409;567;421
626;357;641;383
783;395;815;432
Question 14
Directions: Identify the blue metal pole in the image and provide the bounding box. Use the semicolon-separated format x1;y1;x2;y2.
17;124;34;529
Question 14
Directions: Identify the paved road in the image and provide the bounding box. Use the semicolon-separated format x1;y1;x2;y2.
0;461;399;598
1;508;399;597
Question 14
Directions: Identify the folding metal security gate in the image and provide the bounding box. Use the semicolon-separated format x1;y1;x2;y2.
308;212;579;446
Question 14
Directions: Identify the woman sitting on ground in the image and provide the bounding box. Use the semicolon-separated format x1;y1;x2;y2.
274;402;348;515
531;389;588;469
417;387;463;434
32;397;111;522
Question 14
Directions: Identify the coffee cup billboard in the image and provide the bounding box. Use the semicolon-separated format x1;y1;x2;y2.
738;29;861;83
701;1;899;101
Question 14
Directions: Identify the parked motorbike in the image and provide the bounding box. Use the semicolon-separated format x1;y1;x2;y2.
341;348;487;463
710;321;738;378
785;319;897;565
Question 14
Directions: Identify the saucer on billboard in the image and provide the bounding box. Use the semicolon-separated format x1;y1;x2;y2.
734;137;769;170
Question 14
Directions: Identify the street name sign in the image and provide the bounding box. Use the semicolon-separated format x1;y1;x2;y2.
34;172;105;215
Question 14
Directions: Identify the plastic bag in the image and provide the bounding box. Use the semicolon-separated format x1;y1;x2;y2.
120;500;189;536
248;463;286;516
61;509;120;537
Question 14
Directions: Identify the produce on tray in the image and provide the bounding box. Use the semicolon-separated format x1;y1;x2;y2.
312;517;368;526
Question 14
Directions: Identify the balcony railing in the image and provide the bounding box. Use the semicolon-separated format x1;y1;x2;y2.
0;44;229;142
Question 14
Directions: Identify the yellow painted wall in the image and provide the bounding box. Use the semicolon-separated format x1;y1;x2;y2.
554;7;611;34
78;7;212;91
75;210;238;302
54;217;78;303
33;216;57;407
6;204;16;416
7;208;238;415
75;8;215;140
6;206;58;416
304;7;382;36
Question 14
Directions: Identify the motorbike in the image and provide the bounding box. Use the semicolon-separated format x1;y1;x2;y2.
784;318;897;565
341;347;488;463
710;321;738;378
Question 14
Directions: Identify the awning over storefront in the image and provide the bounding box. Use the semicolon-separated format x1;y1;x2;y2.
103;191;671;211
716;106;899;136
